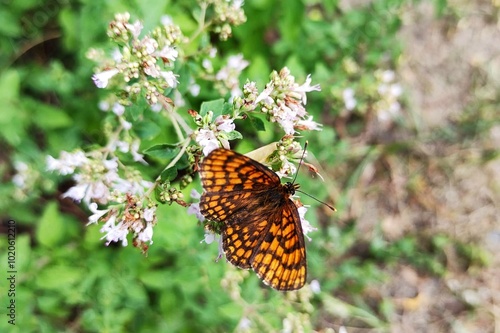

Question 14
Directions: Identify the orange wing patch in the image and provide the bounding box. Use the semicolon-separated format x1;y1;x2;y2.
199;148;307;291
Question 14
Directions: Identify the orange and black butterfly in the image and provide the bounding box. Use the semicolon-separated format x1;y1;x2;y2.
199;148;307;291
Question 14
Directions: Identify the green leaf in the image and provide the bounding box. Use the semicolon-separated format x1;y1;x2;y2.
59;8;78;50
218;303;243;322
143;144;180;159
248;114;266;131
226;130;242;140
139;270;173;290
221;102;233;116
200;99;224;117
128;96;149;121
134;120;161;140
0;11;21;37
160;166;178;182
35;265;84;290
36;202;65;247
24;99;73;129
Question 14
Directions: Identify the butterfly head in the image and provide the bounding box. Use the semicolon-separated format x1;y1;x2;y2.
284;182;300;196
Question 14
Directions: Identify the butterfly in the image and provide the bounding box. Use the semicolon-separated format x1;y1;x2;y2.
199;148;307;291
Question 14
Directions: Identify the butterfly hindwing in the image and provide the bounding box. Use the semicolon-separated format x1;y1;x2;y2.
250;201;306;290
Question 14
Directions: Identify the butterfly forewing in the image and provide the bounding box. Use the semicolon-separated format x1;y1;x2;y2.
199;148;279;193
199;148;307;291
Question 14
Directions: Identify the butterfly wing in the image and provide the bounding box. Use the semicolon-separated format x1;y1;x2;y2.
199;148;280;222
222;212;272;269
199;148;279;192
249;200;306;290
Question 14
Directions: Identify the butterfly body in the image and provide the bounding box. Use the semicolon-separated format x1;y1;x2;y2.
199;148;306;291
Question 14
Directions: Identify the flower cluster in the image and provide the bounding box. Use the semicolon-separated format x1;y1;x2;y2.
374;69;403;124
342;87;357;111
88;12;183;105
12;161;40;201
46;150;152;205
214;54;249;99
191;110;239;156
88;196;157;252
46;149;156;250
234;67;323;135
209;0;247;40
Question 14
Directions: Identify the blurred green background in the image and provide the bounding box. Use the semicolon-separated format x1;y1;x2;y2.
1;0;499;332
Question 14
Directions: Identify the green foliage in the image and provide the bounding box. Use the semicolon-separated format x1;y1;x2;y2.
0;0;492;332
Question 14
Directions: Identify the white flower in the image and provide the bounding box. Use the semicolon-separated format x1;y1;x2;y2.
226;54;249;72
390;83;403;97
137;222;154;244
187;190;205;222
46;155;71;175
255;84;274;105
103;157;119;171
62;183;89;202
310;279;321;294
208;47;217;58
202;231;215;244
156;46;178;62
173;90;186;107
100;215;129;246
151;103;163;112
160;71;179;87
112;178;152;196
88;202;109;225
161;15;173;25
232;0;244;8
143;206;156;222
92;69;119;88
111;48;123;62
190;189;201;200
110;140;129;153
377;84;389;95
125;20;143;39
195;129;219;155
98;101;110;111
296;116;322;131
271;103;296;135
84;181;110;203
46;151;88;175
276;158;297;178
144;64;161;78
201;231;224;261
215;54;249;96
120;117;132;130
12;161;29;188
294;74;321;104
130;140;147;165
342;88;357;110
202;58;212;71
297;205;317;240
189;81;200;96
215;115;235;132
381;70;395;83
142;36;158;54
237;317;251;331
112;102;125;116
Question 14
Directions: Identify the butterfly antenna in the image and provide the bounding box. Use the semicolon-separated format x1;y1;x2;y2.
293;141;336;212
291;141;308;185
296;189;336;211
